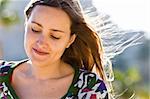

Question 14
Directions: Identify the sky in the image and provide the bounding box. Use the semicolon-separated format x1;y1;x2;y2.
93;0;150;39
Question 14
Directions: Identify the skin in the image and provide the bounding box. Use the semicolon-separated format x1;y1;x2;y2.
11;5;76;99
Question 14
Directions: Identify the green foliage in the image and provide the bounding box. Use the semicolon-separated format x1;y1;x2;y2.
0;0;9;11
113;67;149;99
0;10;19;26
0;0;19;26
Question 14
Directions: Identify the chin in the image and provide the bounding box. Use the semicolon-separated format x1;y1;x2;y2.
29;58;49;67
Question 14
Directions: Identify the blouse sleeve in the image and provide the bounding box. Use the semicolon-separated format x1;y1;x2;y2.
0;60;11;76
76;70;109;99
0;60;6;76
0;60;16;80
0;60;16;99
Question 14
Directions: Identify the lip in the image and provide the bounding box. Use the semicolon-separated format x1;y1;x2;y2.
32;48;49;56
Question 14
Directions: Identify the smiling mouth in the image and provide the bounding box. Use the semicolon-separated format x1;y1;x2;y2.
32;48;49;56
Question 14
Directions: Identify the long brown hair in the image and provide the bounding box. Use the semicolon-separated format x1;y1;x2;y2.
24;0;105;80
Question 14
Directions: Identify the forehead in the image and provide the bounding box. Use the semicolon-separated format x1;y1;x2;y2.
29;5;71;29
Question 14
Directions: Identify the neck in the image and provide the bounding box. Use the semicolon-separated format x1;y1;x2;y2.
27;60;65;80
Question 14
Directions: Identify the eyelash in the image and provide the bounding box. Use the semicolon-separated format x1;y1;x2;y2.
51;35;60;40
31;28;40;33
31;28;60;40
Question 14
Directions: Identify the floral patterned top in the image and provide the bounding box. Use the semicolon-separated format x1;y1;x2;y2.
0;60;108;99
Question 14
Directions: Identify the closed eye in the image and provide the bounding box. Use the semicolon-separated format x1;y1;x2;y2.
31;28;40;33
51;35;60;40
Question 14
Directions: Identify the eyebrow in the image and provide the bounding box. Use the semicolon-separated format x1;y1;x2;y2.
31;21;65;33
31;21;43;27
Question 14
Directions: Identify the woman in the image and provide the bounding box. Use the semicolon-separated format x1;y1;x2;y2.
0;0;109;98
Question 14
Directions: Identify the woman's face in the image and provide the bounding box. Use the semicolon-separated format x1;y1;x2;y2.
24;5;76;66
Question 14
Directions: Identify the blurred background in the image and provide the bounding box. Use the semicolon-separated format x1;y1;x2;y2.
0;0;149;99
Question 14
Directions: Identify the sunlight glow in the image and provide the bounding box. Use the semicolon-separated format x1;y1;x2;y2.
93;0;150;39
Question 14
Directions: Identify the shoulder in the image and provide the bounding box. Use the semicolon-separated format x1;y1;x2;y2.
75;69;108;98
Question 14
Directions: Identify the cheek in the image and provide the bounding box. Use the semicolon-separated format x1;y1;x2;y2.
49;39;68;55
54;37;70;49
24;29;35;53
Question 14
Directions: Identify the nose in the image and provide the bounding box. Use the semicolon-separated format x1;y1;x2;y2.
36;34;48;49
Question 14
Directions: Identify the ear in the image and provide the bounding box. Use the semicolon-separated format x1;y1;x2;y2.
66;34;76;48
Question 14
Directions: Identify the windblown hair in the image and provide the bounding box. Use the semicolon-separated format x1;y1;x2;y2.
24;0;105;80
